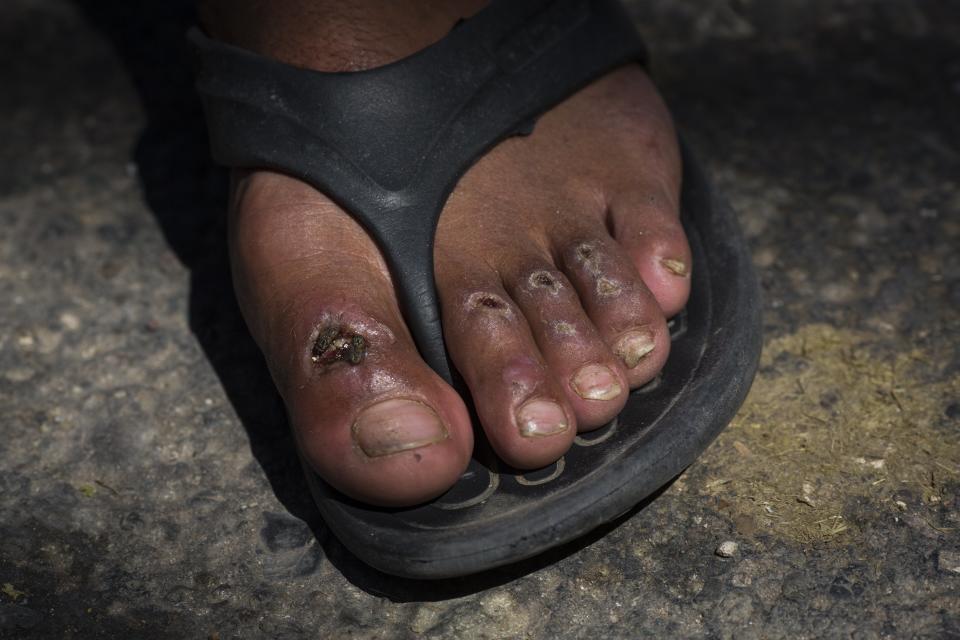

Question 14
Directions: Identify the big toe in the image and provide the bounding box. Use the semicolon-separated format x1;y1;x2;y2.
229;171;473;507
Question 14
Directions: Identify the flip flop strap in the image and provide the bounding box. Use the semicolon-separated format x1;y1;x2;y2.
190;0;646;383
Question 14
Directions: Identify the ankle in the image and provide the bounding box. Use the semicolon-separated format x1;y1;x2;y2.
199;0;489;72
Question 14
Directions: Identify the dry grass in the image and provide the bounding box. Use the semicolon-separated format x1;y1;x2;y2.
696;324;959;544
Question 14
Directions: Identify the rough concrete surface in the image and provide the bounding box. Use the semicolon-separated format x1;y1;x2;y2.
1;0;958;638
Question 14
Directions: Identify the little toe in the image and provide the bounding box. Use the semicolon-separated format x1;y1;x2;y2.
558;235;671;388
609;189;692;319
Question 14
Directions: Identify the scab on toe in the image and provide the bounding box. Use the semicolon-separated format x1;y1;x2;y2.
311;324;368;367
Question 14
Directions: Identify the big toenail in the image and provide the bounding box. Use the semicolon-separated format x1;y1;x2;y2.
516;399;569;437
571;364;622;401
615;330;655;369
352;399;448;457
661;258;689;277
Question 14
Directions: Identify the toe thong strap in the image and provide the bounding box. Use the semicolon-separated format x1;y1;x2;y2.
190;0;647;384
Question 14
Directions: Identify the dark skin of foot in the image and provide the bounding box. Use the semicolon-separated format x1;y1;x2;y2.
201;0;691;506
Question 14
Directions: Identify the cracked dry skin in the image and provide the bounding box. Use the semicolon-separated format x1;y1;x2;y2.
1;0;959;638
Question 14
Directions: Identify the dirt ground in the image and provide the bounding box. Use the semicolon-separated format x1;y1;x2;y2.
1;0;958;638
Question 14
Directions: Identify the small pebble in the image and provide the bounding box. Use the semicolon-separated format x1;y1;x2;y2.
60;312;80;331
852;456;886;470
937;550;960;575
797;481;817;507
716;541;739;558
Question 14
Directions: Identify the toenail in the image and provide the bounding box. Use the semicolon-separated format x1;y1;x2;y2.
352;399;448;457
615;330;656;369
571;364;622;401
516;399;569;438
661;257;689;277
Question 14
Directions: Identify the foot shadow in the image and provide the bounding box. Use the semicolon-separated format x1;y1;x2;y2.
72;0;325;566
73;0;665;600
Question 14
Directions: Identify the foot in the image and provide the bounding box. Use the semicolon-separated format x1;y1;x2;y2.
201;0;691;506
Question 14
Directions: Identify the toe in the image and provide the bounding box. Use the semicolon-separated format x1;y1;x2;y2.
284;305;472;507
289;310;472;507
558;235;670;388
436;261;576;469
609;189;692;318
503;262;629;430
230;171;473;507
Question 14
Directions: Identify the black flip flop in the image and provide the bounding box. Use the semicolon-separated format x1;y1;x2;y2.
190;0;762;579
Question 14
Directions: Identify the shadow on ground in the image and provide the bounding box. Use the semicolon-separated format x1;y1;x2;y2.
72;0;363;592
